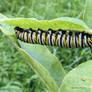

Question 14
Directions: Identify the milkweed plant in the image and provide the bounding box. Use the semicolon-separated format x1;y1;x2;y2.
0;0;92;92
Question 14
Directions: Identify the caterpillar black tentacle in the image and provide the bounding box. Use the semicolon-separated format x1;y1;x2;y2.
14;27;92;51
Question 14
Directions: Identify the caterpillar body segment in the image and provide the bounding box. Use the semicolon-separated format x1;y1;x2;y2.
14;27;92;51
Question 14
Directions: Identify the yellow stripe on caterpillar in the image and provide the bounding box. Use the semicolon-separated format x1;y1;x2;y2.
14;27;92;52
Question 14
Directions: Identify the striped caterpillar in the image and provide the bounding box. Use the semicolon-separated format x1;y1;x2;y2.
14;27;92;51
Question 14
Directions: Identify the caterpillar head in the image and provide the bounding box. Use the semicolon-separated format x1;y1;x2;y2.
14;27;24;32
14;27;24;38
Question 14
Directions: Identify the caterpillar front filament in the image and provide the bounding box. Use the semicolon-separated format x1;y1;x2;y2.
14;27;92;50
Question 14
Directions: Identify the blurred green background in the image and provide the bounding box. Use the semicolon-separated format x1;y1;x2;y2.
0;0;92;92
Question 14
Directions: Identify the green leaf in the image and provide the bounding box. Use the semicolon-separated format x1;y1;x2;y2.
84;0;92;29
0;13;65;91
19;41;65;86
0;26;59;92
59;60;92;92
0;17;91;34
17;46;59;92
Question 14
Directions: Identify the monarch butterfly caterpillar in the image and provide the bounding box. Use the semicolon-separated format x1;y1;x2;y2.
14;27;92;51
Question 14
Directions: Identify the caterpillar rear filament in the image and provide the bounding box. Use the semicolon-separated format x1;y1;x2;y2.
14;27;92;51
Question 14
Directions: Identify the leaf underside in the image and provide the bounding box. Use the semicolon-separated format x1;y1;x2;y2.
0;14;66;92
